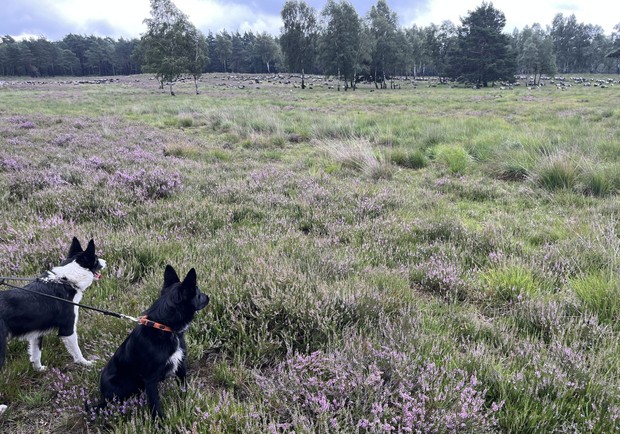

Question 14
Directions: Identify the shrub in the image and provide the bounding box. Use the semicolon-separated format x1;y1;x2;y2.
410;252;468;300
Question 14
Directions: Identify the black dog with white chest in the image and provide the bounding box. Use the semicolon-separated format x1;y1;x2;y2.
93;265;209;419
0;237;105;416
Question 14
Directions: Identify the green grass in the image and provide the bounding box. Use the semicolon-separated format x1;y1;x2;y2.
431;144;472;174
0;74;619;433
572;272;620;325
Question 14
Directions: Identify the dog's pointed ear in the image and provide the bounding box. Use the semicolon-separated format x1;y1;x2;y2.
68;237;83;257
85;239;96;256
182;268;197;288
179;268;197;298
163;265;180;288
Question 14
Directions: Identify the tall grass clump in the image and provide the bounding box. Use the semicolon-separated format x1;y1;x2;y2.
178;115;194;128
388;148;428;169
420;122;448;147
431;144;472;174
487;141;535;181
578;162;619;196
480;264;545;304
572;272;620;325
531;151;581;191
319;137;392;179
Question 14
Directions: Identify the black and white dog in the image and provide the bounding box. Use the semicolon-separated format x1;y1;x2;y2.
93;265;209;419
0;237;105;415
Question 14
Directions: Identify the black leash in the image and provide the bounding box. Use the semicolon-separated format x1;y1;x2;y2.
0;276;36;282
0;276;139;323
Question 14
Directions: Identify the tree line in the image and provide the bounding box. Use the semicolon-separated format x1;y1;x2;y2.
1;0;619;89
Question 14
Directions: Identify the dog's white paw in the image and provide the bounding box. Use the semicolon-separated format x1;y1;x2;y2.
34;364;47;372
77;359;95;367
0;404;7;416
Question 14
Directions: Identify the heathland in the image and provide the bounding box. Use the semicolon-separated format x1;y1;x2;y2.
0;74;619;433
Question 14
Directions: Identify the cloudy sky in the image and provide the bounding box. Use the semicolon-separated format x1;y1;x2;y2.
3;0;618;42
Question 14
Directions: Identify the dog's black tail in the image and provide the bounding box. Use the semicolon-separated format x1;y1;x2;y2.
0;320;8;371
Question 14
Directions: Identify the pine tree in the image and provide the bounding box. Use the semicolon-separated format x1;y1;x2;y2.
448;2;516;87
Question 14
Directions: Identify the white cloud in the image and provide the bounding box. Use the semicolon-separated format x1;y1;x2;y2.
401;0;618;34
42;0;282;38
46;0;149;37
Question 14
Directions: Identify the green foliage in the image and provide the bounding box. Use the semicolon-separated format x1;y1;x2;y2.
481;264;544;303
388;148;428;169
432;144;472;174
280;0;318;85
253;32;282;74
448;2;517;86
140;0;208;93
368;0;399;87
532;152;581;191
516;25;557;84
572;272;620;325
319;0;362;88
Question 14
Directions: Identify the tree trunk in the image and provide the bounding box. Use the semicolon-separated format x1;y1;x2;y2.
301;67;306;89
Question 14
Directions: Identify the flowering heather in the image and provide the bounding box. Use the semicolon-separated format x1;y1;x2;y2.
410;251;468;299
50;368;147;424
112;168;182;200
18;120;35;129
256;349;502;433
0;154;27;171
6;170;69;200
51;133;75;146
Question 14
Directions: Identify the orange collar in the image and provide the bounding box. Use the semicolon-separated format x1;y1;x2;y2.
138;316;174;333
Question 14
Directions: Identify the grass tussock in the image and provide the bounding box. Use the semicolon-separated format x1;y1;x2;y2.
530;151;581;191
319;136;393;179
388;148;428;169
431;144;472;174
572;272;620;325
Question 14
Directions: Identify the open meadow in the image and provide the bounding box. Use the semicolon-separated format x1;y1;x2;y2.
0;73;620;433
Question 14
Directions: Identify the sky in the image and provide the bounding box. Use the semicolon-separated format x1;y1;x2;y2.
2;0;618;42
